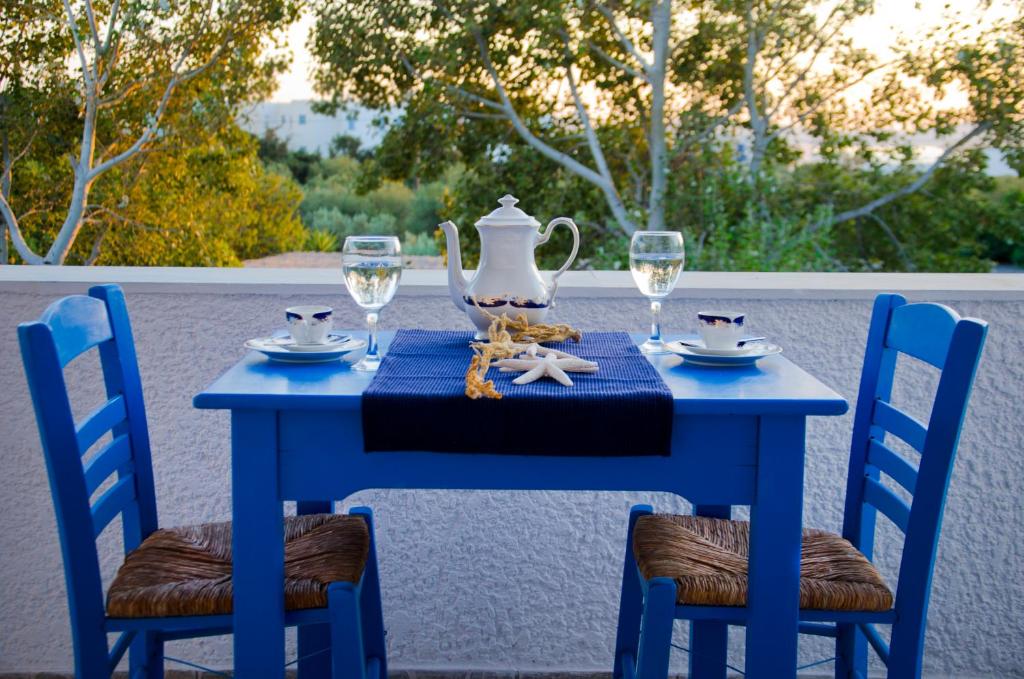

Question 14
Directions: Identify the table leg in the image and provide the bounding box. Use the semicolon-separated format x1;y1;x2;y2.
232;410;285;678
297;501;334;678
689;504;731;679
745;415;805;679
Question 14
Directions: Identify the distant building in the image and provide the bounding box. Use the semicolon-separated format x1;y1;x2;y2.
238;100;388;154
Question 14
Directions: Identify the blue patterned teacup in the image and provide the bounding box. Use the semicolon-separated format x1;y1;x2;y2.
697;310;746;349
285;305;333;345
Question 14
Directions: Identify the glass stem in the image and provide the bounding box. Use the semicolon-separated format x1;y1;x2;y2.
649;299;662;344
366;311;379;359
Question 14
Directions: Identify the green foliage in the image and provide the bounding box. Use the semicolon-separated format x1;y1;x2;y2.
310;0;1023;273
306;209;397;240
293;152;447;237
306;228;340;252
87;125;306;266
977;176;1024;267
401;230;439;256
2;0;303;265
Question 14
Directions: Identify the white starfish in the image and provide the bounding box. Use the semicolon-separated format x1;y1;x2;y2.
512;352;574;386
495;351;600;387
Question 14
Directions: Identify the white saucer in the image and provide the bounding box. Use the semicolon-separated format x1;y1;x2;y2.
271;334;355;352
681;343;756;356
245;333;366;363
665;340;782;367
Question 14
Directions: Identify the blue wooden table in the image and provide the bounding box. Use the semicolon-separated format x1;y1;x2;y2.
194;332;847;678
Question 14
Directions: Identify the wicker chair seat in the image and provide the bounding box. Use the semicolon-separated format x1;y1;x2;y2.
633;514;893;611
106;514;369;618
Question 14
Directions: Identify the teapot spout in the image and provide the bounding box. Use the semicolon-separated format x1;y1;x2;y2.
438;220;469;311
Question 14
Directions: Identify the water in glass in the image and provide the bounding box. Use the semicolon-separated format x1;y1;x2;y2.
342;236;402;371
630;231;684;354
630;253;684;298
343;259;402;310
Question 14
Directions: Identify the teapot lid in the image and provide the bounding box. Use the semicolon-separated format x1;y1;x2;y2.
475;194;540;228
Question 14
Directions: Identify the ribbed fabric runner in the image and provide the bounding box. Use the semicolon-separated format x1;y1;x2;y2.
362;329;673;455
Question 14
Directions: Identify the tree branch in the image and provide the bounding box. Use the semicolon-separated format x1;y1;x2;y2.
101;0;121;54
592;1;651;74
764;15;851;119
397;52;505;111
81;0;102;52
98;73;154;108
89;41;225;178
810;122;992;235
867;212;914;270
470;28;609;188
563;42;617;184
471;26;638;232
84;221;110;265
744;1;768;178
767;58;900;140
0;194;45;264
62;0;97;87
673;99;745;155
585;40;647;81
761;1;844;86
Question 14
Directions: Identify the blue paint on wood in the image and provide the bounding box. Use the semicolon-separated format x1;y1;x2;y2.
195;333;849;417
193;326;849;677
689;505;731;679
612;294;987;679
19;285;386;678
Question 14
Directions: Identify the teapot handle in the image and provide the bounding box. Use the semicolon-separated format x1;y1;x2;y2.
536;217;580;306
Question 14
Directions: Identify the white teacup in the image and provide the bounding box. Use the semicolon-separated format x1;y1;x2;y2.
285;305;333;345
697;310;746;349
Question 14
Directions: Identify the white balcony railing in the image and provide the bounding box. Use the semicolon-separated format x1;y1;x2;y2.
1;266;1021;677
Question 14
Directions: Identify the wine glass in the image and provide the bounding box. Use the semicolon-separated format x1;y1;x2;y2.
629;231;684;354
342;235;402;371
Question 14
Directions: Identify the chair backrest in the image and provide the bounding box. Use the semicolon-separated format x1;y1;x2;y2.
843;293;987;676
18;284;158;671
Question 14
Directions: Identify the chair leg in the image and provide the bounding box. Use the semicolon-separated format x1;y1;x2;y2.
128;631;163;679
689;504;731;679
350;506;387;677
635;577;678;679
690;621;729;679
614;505;653;679
297;501;334;678
835;623;867;679
297;622;332;679
328;581;367;679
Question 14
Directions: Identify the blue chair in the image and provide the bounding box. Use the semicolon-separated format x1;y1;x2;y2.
614;294;988;679
18;284;387;679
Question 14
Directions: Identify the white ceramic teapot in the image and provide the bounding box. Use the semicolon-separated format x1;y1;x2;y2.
439;195;580;337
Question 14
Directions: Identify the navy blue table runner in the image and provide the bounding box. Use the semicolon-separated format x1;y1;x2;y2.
362;329;672;455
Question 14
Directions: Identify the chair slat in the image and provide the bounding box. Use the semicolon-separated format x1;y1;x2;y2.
84;434;133;496
885;303;958;369
39;295;114;367
859;623;890;666
867;440;918;495
863;477;910;533
872;400;926;453
107;630;136;673
91;474;137;538
76;395;128;454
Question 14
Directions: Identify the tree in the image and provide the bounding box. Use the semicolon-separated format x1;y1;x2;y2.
89;123;307;266
309;0;1022;263
1;0;300;264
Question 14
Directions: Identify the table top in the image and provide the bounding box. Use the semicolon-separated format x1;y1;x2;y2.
194;331;848;416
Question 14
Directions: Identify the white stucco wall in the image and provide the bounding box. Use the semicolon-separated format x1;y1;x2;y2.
0;268;1021;677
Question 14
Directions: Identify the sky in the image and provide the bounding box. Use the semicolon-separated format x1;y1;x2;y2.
268;1;1013;103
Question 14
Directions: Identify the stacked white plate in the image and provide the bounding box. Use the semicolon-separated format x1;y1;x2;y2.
244;332;366;364
665;339;782;367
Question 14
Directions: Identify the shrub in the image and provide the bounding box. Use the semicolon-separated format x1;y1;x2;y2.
402;230;439;255
306;229;340;252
